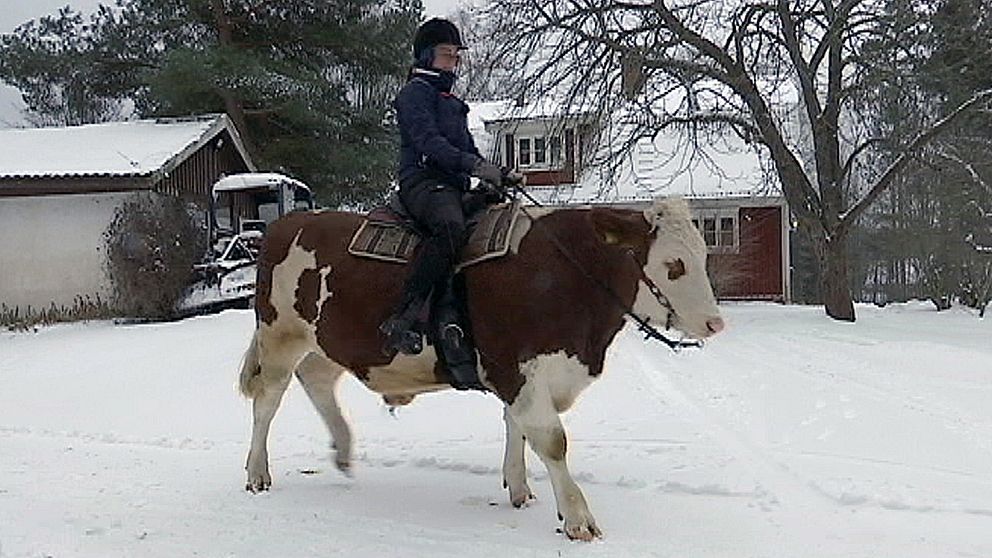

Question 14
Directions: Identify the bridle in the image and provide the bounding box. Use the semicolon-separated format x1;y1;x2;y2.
505;184;703;352
628;252;702;350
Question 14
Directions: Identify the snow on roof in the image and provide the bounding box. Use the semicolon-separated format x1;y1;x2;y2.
212;172;310;195
467;100;514;160
0;114;252;179
467;100;778;204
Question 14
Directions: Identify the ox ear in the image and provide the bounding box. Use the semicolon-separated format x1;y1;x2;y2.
644;196;690;232
590;207;650;248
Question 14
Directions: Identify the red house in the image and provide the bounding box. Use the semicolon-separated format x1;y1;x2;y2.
470;101;791;302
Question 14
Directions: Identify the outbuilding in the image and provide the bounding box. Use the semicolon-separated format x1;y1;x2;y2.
0;114;254;314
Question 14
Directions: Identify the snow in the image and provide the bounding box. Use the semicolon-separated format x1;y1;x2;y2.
211;173;309;195
0;116;225;178
1;302;990;557
467;100;771;205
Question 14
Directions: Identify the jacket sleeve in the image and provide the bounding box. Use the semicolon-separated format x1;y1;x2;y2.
466;123;483;160
396;81;479;174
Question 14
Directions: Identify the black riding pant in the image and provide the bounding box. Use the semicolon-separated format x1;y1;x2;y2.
398;178;468;309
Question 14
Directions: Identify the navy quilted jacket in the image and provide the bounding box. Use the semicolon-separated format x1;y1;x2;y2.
394;67;481;190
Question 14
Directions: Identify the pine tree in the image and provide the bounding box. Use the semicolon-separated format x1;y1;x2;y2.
855;0;992;310
0;0;423;207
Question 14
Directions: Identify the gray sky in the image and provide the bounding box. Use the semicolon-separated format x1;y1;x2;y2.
0;0;467;126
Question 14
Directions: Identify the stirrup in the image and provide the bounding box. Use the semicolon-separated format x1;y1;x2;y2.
438;324;485;391
441;323;466;347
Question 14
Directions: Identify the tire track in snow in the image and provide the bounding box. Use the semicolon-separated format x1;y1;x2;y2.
619;318;992;520
608;327;878;532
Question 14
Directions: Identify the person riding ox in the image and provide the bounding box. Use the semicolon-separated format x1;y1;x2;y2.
379;17;518;391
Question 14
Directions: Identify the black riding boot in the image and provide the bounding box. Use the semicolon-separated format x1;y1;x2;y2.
380;295;427;356
382;179;468;359
431;276;485;391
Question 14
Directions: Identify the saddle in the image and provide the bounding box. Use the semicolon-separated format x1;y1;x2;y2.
348;192;521;269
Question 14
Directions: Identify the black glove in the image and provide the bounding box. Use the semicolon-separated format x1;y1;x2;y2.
471;158;504;186
482;182;506;204
501;168;525;189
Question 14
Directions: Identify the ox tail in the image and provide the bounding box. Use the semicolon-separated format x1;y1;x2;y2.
238;329;263;399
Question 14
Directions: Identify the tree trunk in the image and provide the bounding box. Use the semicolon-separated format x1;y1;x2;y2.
210;0;257;158
819;234;856;321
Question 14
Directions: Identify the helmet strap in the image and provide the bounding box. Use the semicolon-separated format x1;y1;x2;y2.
415;47;434;69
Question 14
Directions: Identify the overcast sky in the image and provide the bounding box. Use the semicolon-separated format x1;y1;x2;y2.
0;0;468;126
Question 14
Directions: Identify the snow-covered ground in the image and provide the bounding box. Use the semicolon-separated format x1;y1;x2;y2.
1;302;990;557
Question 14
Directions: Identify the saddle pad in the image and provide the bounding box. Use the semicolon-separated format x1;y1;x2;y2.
348;202;521;268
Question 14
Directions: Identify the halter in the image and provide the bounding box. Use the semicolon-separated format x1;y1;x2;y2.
628;250;702;350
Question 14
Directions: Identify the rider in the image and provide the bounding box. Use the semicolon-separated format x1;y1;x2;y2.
379;17;508;390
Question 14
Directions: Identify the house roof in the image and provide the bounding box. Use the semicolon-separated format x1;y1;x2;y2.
0;114;254;180
467;100;779;204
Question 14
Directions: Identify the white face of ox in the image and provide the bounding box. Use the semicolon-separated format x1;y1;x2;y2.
635;198;724;339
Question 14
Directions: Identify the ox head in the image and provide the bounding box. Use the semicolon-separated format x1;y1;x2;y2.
594;197;724;340
640;197;724;338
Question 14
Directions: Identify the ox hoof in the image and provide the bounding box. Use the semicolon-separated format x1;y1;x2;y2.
245;477;271;493
245;469;272;493
508;488;535;508
335;458;354;478
560;519;602;542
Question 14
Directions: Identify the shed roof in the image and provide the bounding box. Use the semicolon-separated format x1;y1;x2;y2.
0;114;254;180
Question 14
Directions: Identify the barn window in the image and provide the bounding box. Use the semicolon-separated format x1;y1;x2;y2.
702;218;717;246
693;210;738;254
720;217;735;247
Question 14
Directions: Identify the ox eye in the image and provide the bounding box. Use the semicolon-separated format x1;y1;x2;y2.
665;259;686;280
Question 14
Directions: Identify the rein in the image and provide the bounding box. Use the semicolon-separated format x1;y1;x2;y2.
502;182;703;351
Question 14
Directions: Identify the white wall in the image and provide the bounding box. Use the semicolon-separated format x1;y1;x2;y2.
0;191;138;312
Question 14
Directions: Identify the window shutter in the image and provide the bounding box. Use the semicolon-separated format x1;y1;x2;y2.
505;133;516;169
565;129;575;169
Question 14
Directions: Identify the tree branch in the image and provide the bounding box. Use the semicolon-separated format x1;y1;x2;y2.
840;88;992;232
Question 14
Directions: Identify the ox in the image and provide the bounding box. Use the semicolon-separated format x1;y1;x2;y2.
238;197;723;540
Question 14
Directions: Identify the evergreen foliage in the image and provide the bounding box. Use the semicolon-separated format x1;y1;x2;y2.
0;0;423;207
855;0;992;312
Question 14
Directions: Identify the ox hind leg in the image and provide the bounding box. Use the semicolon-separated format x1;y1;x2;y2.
241;331;310;492
294;353;353;475
502;406;535;507
507;387;601;541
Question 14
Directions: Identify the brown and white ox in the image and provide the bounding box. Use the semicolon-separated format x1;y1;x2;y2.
238;197;723;540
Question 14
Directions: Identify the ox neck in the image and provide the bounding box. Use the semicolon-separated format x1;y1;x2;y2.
513;201;703;352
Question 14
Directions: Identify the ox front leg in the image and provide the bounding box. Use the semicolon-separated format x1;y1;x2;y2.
502;406;535;508
508;393;601;541
294;354;353;475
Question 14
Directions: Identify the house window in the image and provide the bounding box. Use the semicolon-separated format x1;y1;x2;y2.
719;217;735;247
693;212;738;253
517;135;563;170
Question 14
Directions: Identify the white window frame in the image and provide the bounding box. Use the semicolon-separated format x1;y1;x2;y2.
516;134;564;171
692;210;739;254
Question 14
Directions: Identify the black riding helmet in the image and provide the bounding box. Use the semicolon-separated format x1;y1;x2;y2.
412;18;467;59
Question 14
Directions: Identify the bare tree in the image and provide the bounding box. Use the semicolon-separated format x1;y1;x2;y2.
482;0;992;321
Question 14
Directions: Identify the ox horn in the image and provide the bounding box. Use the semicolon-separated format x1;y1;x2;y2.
643;197;667;233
